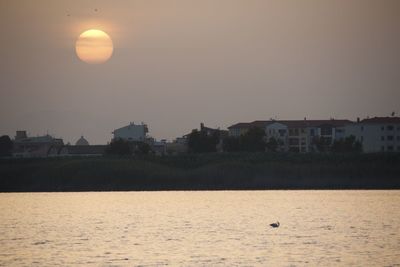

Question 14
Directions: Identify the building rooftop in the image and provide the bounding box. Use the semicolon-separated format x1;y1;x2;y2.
227;122;253;129
360;117;400;124
113;122;148;134
228;119;353;129
14;134;63;144
276;119;353;128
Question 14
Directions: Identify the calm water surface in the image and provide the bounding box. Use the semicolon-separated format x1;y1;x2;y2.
0;191;400;266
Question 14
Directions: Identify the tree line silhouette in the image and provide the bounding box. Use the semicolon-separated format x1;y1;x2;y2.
186;128;362;153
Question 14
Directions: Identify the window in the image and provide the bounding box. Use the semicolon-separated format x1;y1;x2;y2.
289;129;299;136
278;129;286;137
387;146;394;151
301;128;305;134
381;146;385;152
397;136;400;141
336;129;344;133
361;126;364;131
381;136;385;141
310;129;315;136
360;136;364;142
387;125;394;131
387;136;394;141
321;127;333;136
289;138;299;145
381;126;384;131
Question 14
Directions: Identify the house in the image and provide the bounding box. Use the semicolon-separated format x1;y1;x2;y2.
151;140;167;155
273;119;353;152
228;122;253;137
112;122;148;142
265;121;289;152
12;131;64;158
345;117;400;153
178;123;228;153
165;141;188;155
227;119;353;152
228;120;280;137
183;123;227;138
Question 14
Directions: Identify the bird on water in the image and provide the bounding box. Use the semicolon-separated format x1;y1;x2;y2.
270;221;280;228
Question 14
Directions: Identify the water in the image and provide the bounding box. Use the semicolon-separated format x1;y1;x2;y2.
0;191;399;266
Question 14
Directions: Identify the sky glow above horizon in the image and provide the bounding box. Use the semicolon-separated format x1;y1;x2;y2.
0;0;399;144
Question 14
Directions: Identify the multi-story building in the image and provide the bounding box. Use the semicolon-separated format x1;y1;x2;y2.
112;122;148;142
345;117;400;153
227;119;353;152
13;131;64;158
265;121;288;152
228;122;253;137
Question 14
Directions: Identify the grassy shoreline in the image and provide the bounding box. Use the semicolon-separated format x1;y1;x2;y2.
1;153;400;192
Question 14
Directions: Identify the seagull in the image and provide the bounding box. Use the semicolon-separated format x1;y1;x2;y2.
270;221;280;228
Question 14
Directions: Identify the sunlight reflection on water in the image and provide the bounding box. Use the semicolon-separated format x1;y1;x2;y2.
0;191;400;266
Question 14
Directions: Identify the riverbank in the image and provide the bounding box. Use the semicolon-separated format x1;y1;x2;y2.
1;153;399;191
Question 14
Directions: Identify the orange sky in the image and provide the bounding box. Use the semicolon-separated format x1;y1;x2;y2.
0;0;399;144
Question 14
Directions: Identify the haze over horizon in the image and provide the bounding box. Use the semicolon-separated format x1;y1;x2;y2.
1;0;399;144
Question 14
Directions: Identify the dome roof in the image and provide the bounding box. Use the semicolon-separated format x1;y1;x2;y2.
75;136;89;146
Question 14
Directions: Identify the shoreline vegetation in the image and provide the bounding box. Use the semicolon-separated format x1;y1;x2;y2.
1;153;400;192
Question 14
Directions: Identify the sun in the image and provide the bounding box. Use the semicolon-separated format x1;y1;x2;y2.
75;29;113;64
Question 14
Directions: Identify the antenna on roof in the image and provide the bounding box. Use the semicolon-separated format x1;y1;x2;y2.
391;111;395;117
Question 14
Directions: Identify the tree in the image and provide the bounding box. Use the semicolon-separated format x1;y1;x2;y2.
187;129;219;153
136;142;151;155
106;139;132;155
222;136;242;152
222;127;266;152
240;127;266;152
312;136;331;152
0;135;13;157
331;135;362;153
266;137;279;152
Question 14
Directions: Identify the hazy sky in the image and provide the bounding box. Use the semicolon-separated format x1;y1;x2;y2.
1;0;399;144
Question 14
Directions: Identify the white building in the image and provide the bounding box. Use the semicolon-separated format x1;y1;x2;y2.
228;119;354;152
112;122;148;142
265;122;289;152
345;117;400;153
12;131;64;158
